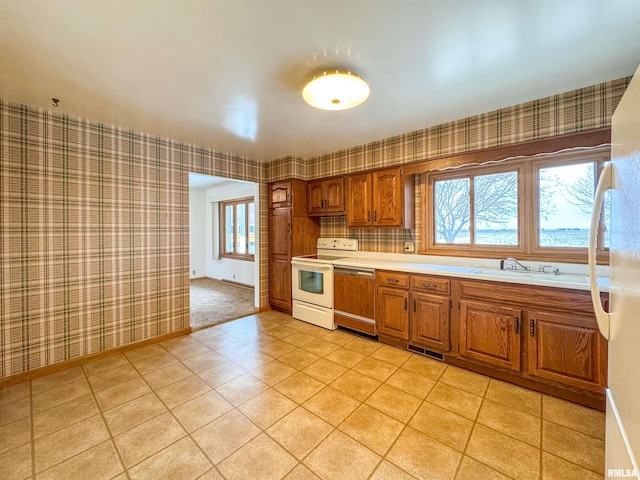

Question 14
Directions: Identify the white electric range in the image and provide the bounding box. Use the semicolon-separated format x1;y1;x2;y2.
291;238;358;330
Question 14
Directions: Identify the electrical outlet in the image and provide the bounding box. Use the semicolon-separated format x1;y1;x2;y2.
192;270;196;275
233;274;236;279
403;242;414;253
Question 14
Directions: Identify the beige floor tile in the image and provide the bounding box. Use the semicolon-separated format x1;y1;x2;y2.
128;437;212;480
322;329;357;346
260;339;299;358
0;443;32;480
197;467;226;480
33;394;99;439
124;344;166;363
304;430;381;480
250;360;297;386
274;372;325;403
215;373;269;406
485;379;542;417
342;337;382;356
370;344;412;367
386;368;436;398
477;399;541;447
369;460;416;480
386;427;461;480
172;390;233;432
0;416;31;455
466;424;540;480
296;323;332;338
331;370;381;401
426;382;483;420
181;351;228;373
352;357;397;382
223;348;274;370
401;355;447;380
541;451;603;480
94;377;151;411
168;342;212;362
143;362;193;390
197;360;246;388
0;382;30;406
324;348;367;368
156;375;211;409
36;440;123;480
35;414;110;472
301;338;341;356
218;433;297;480
160;335;204;352
439;366;490;396
283;464;321;480
103;392;167;436
33;377;92;413
542;420;604;474
192;409;261;463
281;331;316;347
278;349;321;370
339;404;404;455
31;366;85;395
303;358;348;384
130;351;178;374
238;389;297;429
455;456;511;480
114;411;186;468
267;407;333;460
87;364;141;392
542;395;605;440
410;402;474;451
365;384;422;423
263;325;299;339
303;386;361;426
82;354;129;377
0;395;31;426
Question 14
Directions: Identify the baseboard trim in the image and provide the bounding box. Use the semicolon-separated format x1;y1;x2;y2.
220;278;254;289
0;327;192;388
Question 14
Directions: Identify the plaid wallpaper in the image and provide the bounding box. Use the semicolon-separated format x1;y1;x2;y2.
0;102;266;379
268;77;630;253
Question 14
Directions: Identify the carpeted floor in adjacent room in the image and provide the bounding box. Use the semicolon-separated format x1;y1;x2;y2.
190;278;258;330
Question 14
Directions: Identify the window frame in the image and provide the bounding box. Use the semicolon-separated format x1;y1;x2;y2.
421;147;610;263
221;197;255;261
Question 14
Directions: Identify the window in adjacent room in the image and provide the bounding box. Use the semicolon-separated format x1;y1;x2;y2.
221;197;255;260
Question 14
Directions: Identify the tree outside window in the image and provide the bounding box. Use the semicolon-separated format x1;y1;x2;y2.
222;198;255;260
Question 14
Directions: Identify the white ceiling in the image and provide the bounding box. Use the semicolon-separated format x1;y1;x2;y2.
1;1;640;163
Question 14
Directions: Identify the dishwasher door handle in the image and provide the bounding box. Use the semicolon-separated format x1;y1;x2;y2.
334;268;374;278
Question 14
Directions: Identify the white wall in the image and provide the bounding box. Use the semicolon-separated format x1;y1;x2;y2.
189;189;207;278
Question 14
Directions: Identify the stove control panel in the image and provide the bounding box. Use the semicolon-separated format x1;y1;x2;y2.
317;238;358;252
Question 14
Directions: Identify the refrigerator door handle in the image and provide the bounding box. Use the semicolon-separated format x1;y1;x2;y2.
588;162;612;340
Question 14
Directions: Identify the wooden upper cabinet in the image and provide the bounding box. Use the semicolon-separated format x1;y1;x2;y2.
269;208;291;256
528;310;607;392
270;181;292;208
307;178;345;215
347;168;414;228
459;300;522;371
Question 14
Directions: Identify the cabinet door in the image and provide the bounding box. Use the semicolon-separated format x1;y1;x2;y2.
269;209;291;256
410;292;450;352
347;174;372;227
307;181;325;215
459;300;522;371
376;286;409;340
324;178;345;213
372;168;403;227
270;181;291;208
528;310;607;392
269;256;291;309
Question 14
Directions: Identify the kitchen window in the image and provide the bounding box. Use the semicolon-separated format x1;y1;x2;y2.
221;197;255;260
422;147;610;262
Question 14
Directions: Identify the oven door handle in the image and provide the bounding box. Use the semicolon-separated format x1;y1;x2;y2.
291;261;333;271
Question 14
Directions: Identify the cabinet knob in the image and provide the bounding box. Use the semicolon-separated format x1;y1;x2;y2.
404;298;408;311
529;319;535;337
413;298;417;313
514;317;520;335
367;211;370;222
422;283;437;289
373;211;377;222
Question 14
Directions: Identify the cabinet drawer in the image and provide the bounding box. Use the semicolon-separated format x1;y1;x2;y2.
411;275;450;295
376;271;409;289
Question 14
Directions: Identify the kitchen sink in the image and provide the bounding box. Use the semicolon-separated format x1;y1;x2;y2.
470;267;590;285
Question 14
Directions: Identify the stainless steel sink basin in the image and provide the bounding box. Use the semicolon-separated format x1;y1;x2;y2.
470;267;589;284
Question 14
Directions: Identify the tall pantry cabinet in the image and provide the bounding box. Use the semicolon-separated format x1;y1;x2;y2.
268;179;319;313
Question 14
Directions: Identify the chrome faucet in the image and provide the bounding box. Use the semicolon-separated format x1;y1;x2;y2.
539;265;561;275
505;257;530;271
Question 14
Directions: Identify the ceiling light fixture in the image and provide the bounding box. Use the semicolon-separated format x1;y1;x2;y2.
302;70;370;111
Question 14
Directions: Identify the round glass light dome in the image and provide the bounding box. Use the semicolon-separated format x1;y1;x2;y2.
302;71;370;111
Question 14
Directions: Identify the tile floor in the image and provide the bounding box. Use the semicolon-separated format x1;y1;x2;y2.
0;310;606;480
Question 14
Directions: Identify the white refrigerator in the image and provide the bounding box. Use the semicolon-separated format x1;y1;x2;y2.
590;64;640;476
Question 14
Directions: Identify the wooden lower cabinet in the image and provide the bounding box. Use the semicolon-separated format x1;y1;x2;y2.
528;309;607;393
376;286;409;340
269;256;291;310
410;292;450;352
459;300;522;371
